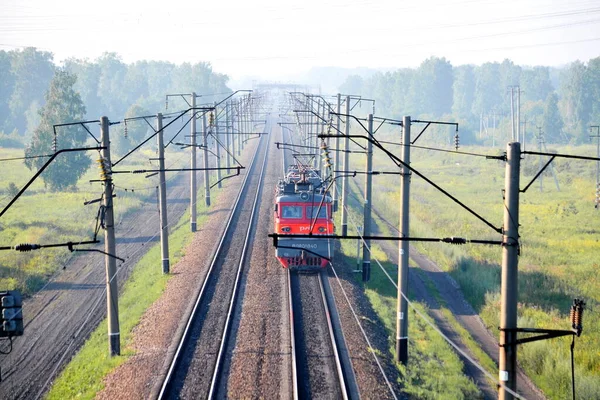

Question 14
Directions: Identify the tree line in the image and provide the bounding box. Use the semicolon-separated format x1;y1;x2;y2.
0;48;231;190
339;57;600;145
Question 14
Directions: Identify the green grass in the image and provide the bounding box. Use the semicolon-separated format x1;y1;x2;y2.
46;184;223;399
338;209;481;399
0;147;188;294
346;134;600;399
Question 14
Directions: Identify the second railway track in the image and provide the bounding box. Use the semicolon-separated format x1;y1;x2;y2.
288;270;360;399
158;125;270;399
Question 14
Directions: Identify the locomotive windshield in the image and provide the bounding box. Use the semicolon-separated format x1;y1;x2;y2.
306;206;329;219
281;205;303;219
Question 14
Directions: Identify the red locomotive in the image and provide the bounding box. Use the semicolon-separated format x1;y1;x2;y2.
274;165;335;270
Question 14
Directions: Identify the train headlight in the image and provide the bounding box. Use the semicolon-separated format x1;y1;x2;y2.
318;226;326;233
281;227;291;232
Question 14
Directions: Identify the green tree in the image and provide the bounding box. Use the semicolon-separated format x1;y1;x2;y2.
542;92;564;143
0;50;16;132
408;57;453;117
521;66;553;103
472;62;502;115
558;61;589;137
9;48;55;135
452;65;475;119
24;70;90;191
112;103;152;156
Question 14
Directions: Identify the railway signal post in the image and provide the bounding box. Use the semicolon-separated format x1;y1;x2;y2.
396;115;411;364
100;116;120;356
157;113;170;274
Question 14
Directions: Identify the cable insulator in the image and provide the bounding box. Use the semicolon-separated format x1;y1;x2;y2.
14;243;41;252
52;134;57;152
124;120;128;138
570;298;585;336
454;133;460;151
442;237;467;245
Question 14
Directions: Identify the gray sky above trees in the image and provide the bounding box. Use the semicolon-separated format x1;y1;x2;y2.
1;0;599;80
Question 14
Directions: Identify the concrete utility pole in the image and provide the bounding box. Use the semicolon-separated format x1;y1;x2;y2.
341;95;351;236
510;87;516;142
362;114;374;282
100;116;120;356
157;114;170;274
334;94;341;209
237;101;242;156
590;125;600;208
521;116;527;152
202;111;211;206
537;127;544;192
225;102;231;174
190;93;198;232
214;103;222;188
396;115;411;364
499;141;521;400
517;87;521;143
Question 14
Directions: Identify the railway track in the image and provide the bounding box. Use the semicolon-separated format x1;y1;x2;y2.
288;270;360;399
157;126;270;399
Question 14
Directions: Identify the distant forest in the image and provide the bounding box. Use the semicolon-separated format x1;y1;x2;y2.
340;56;600;145
0;48;231;146
1;48;599;146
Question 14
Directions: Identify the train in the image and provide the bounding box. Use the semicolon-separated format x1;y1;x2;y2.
274;163;335;270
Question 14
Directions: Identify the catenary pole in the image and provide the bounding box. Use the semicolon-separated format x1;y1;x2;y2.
334;93;341;209
157;113;170;274
362;114;373;282
396;115;411;364
100;116;120;356
203;111;211;206
190;93;197;231
225;102;231;174
341;95;351;236
499;141;521;400
237;101;242;156
214;102;222;188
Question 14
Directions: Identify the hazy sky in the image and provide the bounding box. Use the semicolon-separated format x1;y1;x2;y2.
1;0;599;79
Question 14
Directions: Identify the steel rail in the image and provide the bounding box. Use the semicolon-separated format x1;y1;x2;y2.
157;127;265;399
289;272;348;399
317;272;350;400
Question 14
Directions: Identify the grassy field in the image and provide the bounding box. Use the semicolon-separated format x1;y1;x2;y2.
337;205;482;399
344;132;600;399
0;146;187;294
44;183;223;399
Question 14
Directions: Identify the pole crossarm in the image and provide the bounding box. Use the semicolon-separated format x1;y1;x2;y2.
268;233;502;246
410;119;459;145
0;146;105;218
210;168;242;189
498;327;575;347
53;120;101;144
521;155;556;193
522;150;600;162
320;133;503;234
112;166;245;174
112;107;214;166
